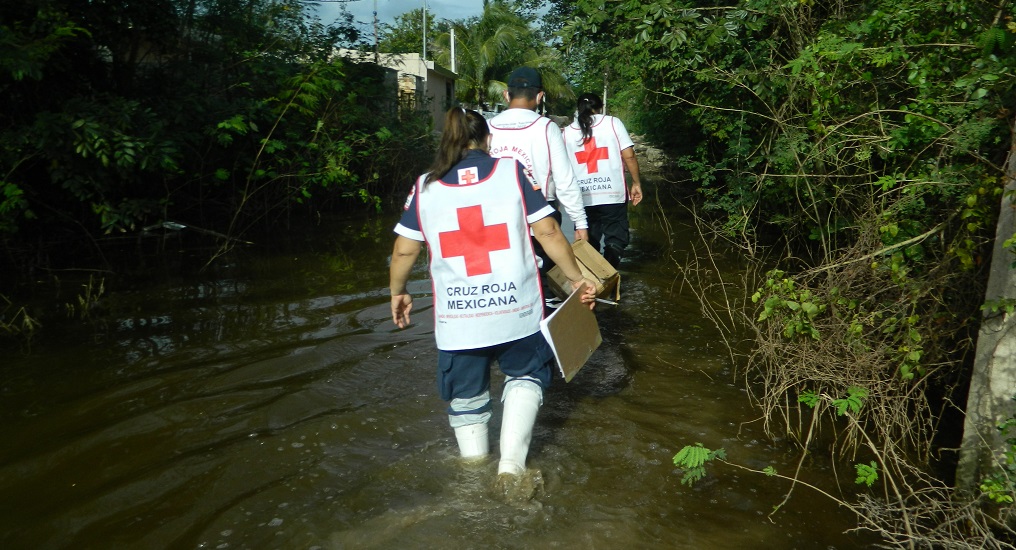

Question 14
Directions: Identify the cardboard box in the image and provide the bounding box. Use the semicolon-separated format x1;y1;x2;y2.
540;286;602;382
547;239;620;301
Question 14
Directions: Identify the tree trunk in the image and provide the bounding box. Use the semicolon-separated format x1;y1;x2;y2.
956;114;1016;492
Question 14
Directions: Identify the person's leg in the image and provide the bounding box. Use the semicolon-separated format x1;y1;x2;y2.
438;348;494;458
599;202;629;268
494;332;554;475
585;205;605;253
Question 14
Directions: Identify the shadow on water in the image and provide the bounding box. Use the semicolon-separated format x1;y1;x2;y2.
0;196;882;548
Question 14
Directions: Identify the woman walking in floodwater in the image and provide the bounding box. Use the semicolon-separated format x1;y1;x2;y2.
388;107;596;495
562;92;643;269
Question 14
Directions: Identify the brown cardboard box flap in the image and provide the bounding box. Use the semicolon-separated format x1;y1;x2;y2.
546;239;620;301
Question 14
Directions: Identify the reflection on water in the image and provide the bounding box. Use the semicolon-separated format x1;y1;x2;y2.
0;205;876;549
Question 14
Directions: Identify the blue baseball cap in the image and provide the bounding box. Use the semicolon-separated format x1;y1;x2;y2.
507;67;542;89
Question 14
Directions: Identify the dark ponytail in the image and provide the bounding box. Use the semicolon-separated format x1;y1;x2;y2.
576;93;603;143
426;108;489;184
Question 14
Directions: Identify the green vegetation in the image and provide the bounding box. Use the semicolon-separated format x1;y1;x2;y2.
0;295;41;340
429;1;574;113
433;2;542;110
369;1;575;113
672;443;726;486
376;8;449;55
4;0;1016;545
673;386;1011;543
0;0;435;336
557;0;1016;546
0;0;432;256
979;399;1016;505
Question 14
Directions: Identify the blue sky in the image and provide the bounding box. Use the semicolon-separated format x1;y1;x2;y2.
313;1;487;27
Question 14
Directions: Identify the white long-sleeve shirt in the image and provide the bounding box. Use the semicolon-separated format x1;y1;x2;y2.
488;108;588;230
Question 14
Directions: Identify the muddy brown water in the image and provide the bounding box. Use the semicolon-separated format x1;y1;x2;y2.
0;192;878;549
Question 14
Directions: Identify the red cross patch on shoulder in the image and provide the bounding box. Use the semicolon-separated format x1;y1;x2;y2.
457;167;479;185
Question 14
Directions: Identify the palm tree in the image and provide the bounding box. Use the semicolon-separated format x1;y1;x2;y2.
432;1;572;111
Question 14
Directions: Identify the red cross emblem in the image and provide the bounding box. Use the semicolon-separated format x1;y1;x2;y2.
457;167;479;185
439;205;510;276
575;137;609;173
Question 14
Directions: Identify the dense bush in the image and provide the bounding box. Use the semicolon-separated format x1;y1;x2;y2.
0;0;433;276
561;0;1016;545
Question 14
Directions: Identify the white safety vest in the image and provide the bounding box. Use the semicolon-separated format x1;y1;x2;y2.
414;159;544;351
488;109;589;231
562;115;633;206
489;111;555;196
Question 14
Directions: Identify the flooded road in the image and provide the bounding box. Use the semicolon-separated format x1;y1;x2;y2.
0;192;876;549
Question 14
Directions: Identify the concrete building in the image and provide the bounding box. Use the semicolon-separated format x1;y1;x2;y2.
336;49;457;132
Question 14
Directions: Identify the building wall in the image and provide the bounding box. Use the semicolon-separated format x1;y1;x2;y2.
335;49;457;132
425;70;454;132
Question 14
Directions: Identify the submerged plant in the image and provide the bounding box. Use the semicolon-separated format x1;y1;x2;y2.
1;294;40;337
64;275;105;320
672;443;726;486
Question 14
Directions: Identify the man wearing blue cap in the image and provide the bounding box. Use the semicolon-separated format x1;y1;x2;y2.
488;67;589;248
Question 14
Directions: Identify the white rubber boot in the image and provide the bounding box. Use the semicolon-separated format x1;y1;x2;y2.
453;423;489;459
497;384;542;475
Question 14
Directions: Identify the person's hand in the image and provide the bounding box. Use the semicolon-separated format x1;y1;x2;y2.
391;293;413;328
630;182;643;207
574;228;589;242
570;278;598;310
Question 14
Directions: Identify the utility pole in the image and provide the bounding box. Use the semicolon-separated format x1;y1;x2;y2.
422;0;427;60
603;70;608;115
450;27;456;72
373;0;379;64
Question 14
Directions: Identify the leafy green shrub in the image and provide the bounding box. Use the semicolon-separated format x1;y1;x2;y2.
979;399;1016;506
752;269;827;340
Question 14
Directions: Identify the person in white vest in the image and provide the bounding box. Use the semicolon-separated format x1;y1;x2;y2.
488;67;589;282
389;107;597;491
562;93;643;268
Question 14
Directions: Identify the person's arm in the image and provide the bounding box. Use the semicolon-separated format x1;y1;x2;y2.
546;123;589;241
390;235;423;328
530;216;597;308
610;117;642;207
621;146;643;207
